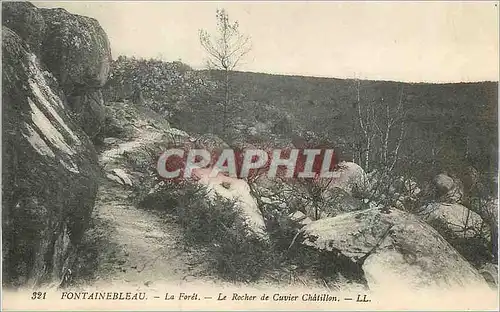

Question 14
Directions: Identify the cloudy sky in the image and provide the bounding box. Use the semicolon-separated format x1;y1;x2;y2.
35;1;499;83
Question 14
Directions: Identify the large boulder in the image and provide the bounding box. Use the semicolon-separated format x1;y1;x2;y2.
2;2;46;54
419;202;486;239
38;7;112;93
419;202;493;266
299;207;490;291
328;161;367;195
2;2;113;139
2;27;100;287
40;7;112;139
193;168;268;240
434;173;464;204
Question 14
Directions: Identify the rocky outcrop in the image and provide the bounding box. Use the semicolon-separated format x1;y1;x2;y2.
3;2;112;139
193;168;268;240
2;2;46;54
38;8;111;93
67;91;106;139
2;27;100;287
299;207;490;291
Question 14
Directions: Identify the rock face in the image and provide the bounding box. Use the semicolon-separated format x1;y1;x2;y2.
67;91;106;139
2;26;100;287
38;8;112;93
299;207;490;291
3;2;112;139
2;2;46;54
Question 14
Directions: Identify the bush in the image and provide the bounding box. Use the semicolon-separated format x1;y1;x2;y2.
427;218;492;267
137;179;273;282
252;181;362;283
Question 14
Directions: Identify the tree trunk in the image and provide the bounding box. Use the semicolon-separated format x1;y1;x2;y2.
223;69;230;132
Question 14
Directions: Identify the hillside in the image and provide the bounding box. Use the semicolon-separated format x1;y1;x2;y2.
104;57;498;185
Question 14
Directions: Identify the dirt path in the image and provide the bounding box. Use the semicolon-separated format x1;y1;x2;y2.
80;114;330;292
86;126;221;291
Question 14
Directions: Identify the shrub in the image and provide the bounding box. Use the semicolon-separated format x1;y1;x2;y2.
251;181;361;283
427;218;492;267
137;179;273;282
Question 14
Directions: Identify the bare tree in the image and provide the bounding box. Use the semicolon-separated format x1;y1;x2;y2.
353;80;408;206
354;80;406;173
354;79;377;171
199;9;252;132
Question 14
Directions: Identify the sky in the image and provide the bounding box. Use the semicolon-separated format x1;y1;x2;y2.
34;1;499;83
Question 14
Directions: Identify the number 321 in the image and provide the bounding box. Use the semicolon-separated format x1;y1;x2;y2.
31;292;46;300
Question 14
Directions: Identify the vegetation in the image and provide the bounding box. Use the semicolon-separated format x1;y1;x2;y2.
103;58;497;184
199;9;252;132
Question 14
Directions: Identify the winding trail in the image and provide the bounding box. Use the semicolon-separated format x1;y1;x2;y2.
86;124;221;291
79;104;334;293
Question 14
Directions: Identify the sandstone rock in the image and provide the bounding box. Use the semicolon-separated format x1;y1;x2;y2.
419;202;486;239
106;168;133;186
39;7;112;139
2;2;46;54
2;27;99;287
39;7;112;93
193;168;268;240
67;90;106;139
418;202;492;266
299;207;490;291
434;173;464;203
435;173;455;192
328;161;367;195
3;3;113;139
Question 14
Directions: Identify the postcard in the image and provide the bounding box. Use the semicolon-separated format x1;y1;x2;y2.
2;1;499;310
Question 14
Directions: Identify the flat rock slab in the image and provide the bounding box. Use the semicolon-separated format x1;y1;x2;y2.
300;207;490;291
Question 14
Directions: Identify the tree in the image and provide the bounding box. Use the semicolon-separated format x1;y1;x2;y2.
353;80;406;173
352;80;408;207
199;9;252;132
